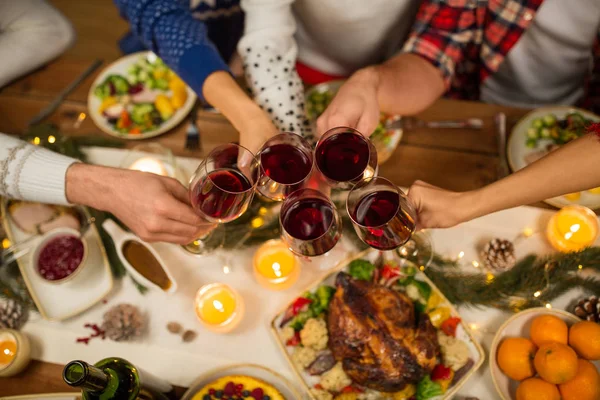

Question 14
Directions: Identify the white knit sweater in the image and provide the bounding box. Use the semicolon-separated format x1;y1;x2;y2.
238;0;418;135
0;134;77;205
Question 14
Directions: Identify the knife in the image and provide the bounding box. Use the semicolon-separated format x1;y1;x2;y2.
28;59;103;126
495;112;510;179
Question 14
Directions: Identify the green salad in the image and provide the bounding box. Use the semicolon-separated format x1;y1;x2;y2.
525;111;594;148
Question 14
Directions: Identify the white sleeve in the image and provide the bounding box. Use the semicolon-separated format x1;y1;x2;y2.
238;0;313;141
0;0;75;88
0;134;78;205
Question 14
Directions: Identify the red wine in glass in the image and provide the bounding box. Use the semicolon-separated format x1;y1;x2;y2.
315;127;377;188
257;133;314;201
347;177;416;251
191;168;253;221
280;189;341;257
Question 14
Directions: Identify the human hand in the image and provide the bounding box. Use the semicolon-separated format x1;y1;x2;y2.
238;110;280;155
407;180;477;230
316;68;380;137
66;164;215;244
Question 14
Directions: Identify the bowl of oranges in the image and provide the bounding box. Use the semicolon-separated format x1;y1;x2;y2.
491;308;600;400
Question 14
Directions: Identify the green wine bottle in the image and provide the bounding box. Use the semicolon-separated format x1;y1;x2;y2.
63;357;175;400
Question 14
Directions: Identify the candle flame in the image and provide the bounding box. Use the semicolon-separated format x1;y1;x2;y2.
213;300;224;312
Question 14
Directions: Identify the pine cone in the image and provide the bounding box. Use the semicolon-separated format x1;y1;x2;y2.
0;299;28;330
481;238;516;271
101;304;145;342
573;295;599;323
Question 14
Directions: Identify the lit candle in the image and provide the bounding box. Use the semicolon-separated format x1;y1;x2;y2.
129;157;168;176
0;329;30;377
194;283;244;333
253;239;300;291
546;205;599;252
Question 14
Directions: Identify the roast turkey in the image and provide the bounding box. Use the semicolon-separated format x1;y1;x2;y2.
328;272;439;392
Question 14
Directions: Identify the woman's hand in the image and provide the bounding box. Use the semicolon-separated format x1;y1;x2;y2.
407;180;477;230
66;164;214;244
238;110;279;154
316;68;381;137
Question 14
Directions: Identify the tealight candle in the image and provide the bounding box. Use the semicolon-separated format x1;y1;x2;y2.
0;329;31;377
546;205;599;252
253;239;300;291
129;157;168;176
194;283;244;333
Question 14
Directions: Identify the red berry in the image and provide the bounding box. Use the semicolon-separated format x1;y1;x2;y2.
251;388;264;400
224;382;235;396
209;389;216;395
236;384;244;390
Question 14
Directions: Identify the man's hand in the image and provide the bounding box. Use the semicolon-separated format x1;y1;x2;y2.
66;164;214;244
316;68;381;137
407;180;478;230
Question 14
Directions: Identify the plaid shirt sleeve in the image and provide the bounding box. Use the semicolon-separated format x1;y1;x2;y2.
402;0;482;89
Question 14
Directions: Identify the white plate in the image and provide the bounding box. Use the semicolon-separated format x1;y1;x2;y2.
272;248;485;400
507;106;600;209
1;201;113;321
490;308;600;400
88;51;196;140
180;364;303;400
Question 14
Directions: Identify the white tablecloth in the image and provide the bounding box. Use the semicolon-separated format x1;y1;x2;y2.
20;147;599;399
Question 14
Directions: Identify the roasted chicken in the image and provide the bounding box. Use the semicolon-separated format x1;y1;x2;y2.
328;272;439;392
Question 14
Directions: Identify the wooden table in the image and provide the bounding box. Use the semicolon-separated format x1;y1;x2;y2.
0;55;534;399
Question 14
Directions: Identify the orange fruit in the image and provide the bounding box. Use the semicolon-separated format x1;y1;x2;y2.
558;359;600;400
534;342;579;384
530;315;568;346
569;321;600;360
516;378;561;400
497;337;537;381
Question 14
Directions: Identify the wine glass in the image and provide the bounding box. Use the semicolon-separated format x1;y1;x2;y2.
346;177;433;268
279;188;342;259
182;143;259;255
256;133;314;201
315;126;378;189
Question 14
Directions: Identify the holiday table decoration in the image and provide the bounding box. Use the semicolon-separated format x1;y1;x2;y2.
194;283;244;333
101;303;145;342
0;299;28;330
0;329;31;377
573;295;599;323
480;238;516;271
253;239;300;290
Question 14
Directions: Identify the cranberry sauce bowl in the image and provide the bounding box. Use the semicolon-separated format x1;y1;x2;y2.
31;228;87;284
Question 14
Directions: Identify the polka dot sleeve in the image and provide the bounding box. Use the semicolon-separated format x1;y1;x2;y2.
114;0;229;100
238;0;313;140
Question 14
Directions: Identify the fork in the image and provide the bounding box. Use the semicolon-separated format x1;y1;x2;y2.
185;103;201;151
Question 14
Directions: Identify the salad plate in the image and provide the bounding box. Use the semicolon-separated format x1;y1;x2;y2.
271;248;484;400
507;106;600;209
88;51;196;140
305;81;403;164
0;200;113;321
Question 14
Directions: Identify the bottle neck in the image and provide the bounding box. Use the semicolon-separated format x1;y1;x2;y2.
63;361;110;393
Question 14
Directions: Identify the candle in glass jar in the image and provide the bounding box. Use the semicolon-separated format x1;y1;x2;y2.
194;283;244;333
253;239;300;290
129;157;168;176
0;329;30;377
546;205;599;252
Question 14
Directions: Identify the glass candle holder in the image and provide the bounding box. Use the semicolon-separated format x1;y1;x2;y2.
0;329;31;377
120;143;184;181
546;205;599;252
253;239;300;291
194;283;244;333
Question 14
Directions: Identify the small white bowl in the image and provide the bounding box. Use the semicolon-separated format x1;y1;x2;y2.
31;228;88;284
490;307;600;400
102;219;177;293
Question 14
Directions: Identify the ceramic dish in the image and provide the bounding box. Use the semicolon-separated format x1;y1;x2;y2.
507;106;600;209
31;228;88;284
0;394;80;400
102;219;177;294
1;200;113;321
88;51;196;140
271;248;484;400
180;364;303;400
490;307;600;400
305;81;403;164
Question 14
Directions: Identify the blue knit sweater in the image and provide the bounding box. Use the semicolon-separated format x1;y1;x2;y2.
114;0;242;100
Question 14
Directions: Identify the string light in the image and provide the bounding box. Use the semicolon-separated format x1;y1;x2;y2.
258;207;268;216
222;266;231;274
523;227;534;238
578;264;583;270
1;238;10;249
545;303;552;309
486;273;495;284
33;137;40;145
74;112;87;128
419;265;425;271
533;291;542;298
472;261;480;268
457;251;465;259
251;217;264;228
48;135;56;144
